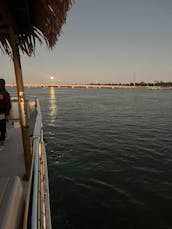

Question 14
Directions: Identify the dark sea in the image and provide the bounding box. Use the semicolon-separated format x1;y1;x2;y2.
9;87;172;229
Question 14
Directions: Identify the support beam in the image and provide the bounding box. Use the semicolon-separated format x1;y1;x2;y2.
9;28;32;180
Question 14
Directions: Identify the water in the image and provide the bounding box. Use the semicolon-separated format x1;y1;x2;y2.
9;87;172;229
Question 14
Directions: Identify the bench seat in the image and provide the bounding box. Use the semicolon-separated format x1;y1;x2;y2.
0;176;24;229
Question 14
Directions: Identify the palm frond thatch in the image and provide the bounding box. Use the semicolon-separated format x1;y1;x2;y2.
0;0;72;56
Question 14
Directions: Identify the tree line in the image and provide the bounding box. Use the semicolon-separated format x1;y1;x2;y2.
90;81;172;87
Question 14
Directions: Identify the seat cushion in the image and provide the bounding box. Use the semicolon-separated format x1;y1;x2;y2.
0;176;24;229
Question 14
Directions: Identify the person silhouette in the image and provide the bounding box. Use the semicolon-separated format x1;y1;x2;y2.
0;79;11;145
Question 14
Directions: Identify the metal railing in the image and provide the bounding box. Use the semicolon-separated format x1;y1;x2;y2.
31;99;52;229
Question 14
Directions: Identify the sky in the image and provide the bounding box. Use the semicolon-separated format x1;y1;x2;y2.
1;0;172;84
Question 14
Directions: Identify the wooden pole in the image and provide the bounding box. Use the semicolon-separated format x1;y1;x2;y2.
9;29;32;180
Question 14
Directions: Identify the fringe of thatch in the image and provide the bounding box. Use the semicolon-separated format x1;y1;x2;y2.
0;0;72;56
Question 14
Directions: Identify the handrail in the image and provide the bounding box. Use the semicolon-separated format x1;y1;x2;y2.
31;98;41;229
31;99;52;229
31;139;39;229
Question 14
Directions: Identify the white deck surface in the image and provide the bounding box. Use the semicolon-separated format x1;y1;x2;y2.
0;121;25;177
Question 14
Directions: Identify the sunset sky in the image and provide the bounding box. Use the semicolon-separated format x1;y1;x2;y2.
1;0;172;84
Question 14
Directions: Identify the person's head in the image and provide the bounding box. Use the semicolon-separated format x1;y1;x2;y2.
0;79;5;88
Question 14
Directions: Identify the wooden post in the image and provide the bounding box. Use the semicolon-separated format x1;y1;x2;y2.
9;29;32;180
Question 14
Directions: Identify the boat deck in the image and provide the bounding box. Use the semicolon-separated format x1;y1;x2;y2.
0;100;52;229
0;121;25;177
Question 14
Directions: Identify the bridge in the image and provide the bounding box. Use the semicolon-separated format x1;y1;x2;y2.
6;83;141;89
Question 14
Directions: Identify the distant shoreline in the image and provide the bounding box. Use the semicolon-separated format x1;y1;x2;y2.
6;83;172;89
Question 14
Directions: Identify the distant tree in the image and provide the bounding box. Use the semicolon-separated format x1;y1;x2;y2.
147;83;154;86
139;82;147;86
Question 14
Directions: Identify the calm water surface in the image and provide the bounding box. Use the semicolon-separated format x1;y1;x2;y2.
10;88;172;229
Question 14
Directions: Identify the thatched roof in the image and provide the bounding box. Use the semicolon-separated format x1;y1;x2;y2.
0;0;72;56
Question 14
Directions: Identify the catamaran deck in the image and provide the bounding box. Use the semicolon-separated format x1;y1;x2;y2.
0;99;51;229
0;121;26;229
0;121;25;177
